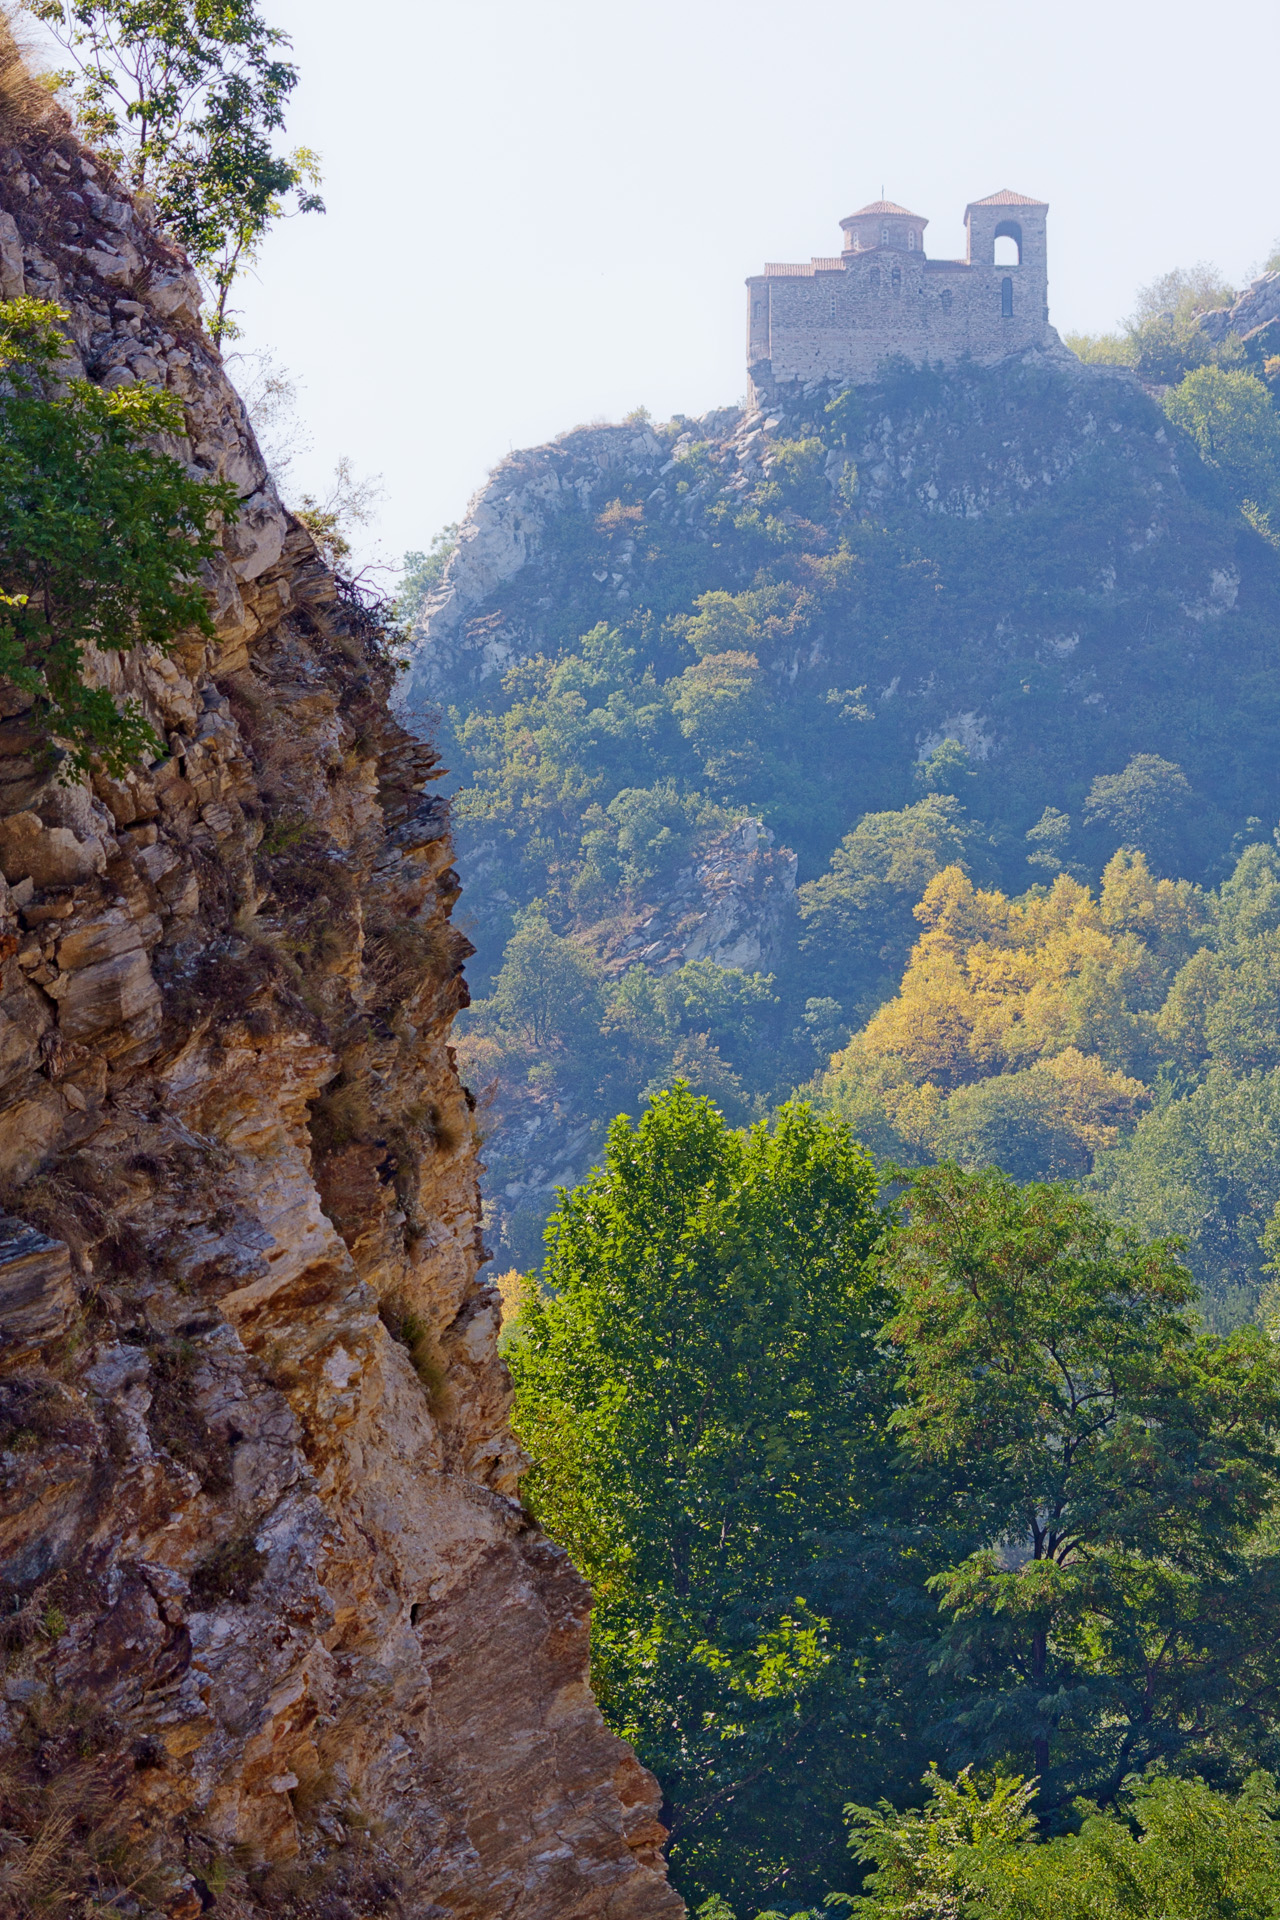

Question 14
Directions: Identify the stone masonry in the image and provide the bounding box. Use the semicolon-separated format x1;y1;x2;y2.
747;190;1054;393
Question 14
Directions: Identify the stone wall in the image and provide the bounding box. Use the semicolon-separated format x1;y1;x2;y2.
0;79;682;1920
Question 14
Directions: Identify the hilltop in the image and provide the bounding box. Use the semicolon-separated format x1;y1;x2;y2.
404;343;1280;1275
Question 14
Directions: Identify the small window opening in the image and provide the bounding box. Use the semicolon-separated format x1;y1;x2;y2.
1001;276;1014;318
880;225;889;246
941;288;953;315
891;266;902;293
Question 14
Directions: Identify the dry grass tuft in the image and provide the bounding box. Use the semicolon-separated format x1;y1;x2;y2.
379;1299;447;1412
363;914;452;1014
309;1073;377;1155
0;11;59;138
0;1752;156;1920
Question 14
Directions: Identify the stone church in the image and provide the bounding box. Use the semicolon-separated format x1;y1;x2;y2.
747;189;1053;390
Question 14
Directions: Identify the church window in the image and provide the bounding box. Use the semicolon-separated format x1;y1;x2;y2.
891;266;902;293
907;229;917;250
1001;276;1014;317
941;288;953;314
880;225;889;246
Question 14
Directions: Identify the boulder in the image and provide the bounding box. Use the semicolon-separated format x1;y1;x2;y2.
0;812;107;888
0;1216;74;1348
57;948;161;1041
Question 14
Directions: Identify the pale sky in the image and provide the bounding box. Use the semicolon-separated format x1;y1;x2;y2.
76;0;1280;568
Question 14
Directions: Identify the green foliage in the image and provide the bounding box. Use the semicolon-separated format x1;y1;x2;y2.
29;0;324;336
426;296;1280;1278
395;525;458;628
914;738;978;799
477;900;604;1061
0;297;235;771
1090;1066;1280;1331
797;794;977;1015
1083;754;1193;872
885;1164;1280;1812
834;1766;1280;1920
1165;367;1280;518
935;1070;1089;1182
510;1088;894;1907
837;1765;1038;1919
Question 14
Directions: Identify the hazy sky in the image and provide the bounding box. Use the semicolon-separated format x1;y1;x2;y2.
112;0;1280;566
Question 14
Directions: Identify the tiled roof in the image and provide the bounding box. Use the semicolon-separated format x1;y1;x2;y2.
843;199;925;220
968;188;1047;207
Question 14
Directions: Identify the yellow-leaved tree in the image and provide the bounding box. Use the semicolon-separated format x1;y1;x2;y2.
815;851;1208;1179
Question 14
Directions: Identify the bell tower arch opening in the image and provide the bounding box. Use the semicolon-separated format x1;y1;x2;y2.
994;220;1022;265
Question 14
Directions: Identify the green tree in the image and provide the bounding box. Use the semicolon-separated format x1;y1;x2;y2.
834;1765;1280;1920
473;899;605;1062
884;1165;1280;1814
30;0;323;336
1090;1065;1280;1329
936;1071;1089;1183
1123;263;1240;384
914;739;978;799
510;1088;897;1909
395;525;458;629
669;648;771;791
1164;367;1280;516
0;297;235;770
1083;754;1193;871
797;795;976;1015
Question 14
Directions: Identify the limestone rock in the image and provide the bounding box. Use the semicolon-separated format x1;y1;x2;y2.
603;817;799;976
403;422;667;699
0;811;108;887
0;1215;73;1347
1200;270;1280;345
0;86;682;1920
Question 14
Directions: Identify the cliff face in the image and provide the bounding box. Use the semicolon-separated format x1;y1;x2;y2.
0;101;681;1920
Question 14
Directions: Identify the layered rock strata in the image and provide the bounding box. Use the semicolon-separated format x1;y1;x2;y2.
0;89;681;1920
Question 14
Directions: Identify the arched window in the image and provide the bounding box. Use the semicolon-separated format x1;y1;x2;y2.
940;287;953;315
993;221;1022;266
1001;276;1014;318
907;229;917;251
891;266;902;293
880;225;890;246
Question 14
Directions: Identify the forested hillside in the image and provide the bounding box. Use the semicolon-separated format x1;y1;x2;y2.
403;264;1280;1298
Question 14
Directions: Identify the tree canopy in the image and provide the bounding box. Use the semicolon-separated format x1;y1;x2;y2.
29;0;323;335
509;1086;894;1907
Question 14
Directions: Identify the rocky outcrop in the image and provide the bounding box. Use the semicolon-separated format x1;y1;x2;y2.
1200;270;1280;346
599;820;797;978
406;423;671;698
0;90;681;1920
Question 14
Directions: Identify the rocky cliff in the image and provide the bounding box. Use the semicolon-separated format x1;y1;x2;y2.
0;79;681;1920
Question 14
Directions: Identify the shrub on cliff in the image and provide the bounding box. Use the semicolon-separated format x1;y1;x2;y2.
0;296;236;771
